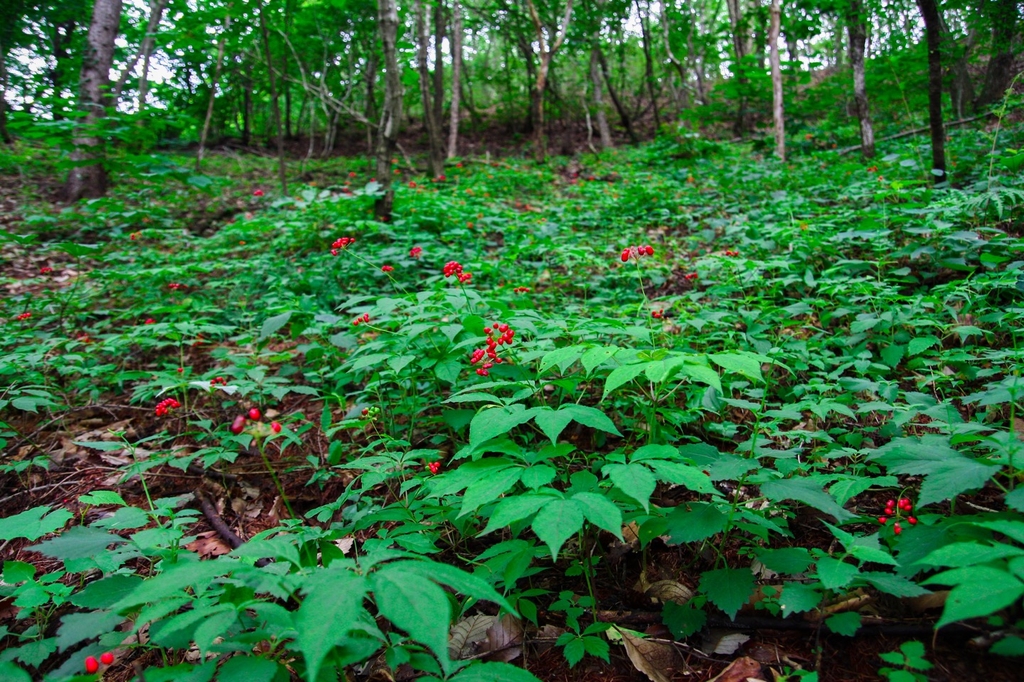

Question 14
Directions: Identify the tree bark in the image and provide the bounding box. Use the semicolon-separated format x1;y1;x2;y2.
769;0;784;161
447;0;462;158
661;1;689;113
0;41;10;144
846;0;875;159
590;48;613;148
975;0;1018;111
416;0;444;177
526;0;574;162
433;0;445;132
916;0;947;183
66;0;123;202
725;0;748;135
375;0;402;220
259;4;287;193
196;12;231;173
113;0;167;106
596;45;638;143
242;77;252;146
636;0;660;132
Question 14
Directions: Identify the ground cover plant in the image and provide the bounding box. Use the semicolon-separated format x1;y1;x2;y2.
2;119;1024;681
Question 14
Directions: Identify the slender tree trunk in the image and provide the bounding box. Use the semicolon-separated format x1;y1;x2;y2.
242;78;252;145
661;1;689;114
50;20;75;120
447;0;462;158
916;0;946;183
975;0;1018;111
259;4;287;193
725;0;748;135
67;0;122;202
112;0;167;106
687;28;708;106
0;42;10;144
769;0;784;160
196;12;231;172
637;0;660;132
526;0;574;162
416;0;444;177
596;45;638;143
365;48;378;129
433;0;445;131
375;0;402;220
590;48;613;148
846;0;875;158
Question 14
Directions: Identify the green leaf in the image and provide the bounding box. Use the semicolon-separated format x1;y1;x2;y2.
217;657;281;682
662;600;707;638
78;490;127;506
533;408;574;445
860;572;929;598
678;361;723;392
141;662;217;682
394;561;515;613
699;567;755;620
755;548;813;575
481;493;557;535
645;460;717;495
56;610;123;652
816;556;859;591
260;311;292;340
538;345;585;374
663;503;728;544
760;477;855;522
72;440;124;452
602;463;656;512
0;663;31;682
447;662;543;682
709;352;765;383
571;492;624;538
31;525;126;561
825;612;861;636
373;565;452;671
869;436;999;506
602;363;648;399
778;583;822;616
71;574;144;609
907;336;940;356
2;561;35;583
469;405;538;449
459;467;523;518
295;568;370;682
0;506;72;541
880;344;905;368
435;360;462;384
580;346;620;375
531;498;584;560
936;575;1024;629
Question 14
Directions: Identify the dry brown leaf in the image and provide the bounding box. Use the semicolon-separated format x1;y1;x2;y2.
704;630;749;655
615;626;677;682
904;590;948;613
533;624;565;655
645;580;694;605
334;537;355;555
184;530;232;558
483;613;523;662
708;656;763;682
449;614;496;660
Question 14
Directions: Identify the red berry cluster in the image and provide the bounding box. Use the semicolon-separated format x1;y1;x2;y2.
428;461;441;474
155;397;180;417
352;312;371;326
15;312;31;321
878;497;916;535
210;376;228;386
513;286;531;294
443;261;473;283
229;407;264;435
40;266;53;274
471;323;515;376
409;246;423;258
84;651;115;673
381;265;394;273
144;318;156;324
723;250;740;257
408;181;417;188
651;309;664;319
253;189;264;196
620;244;655;262
330;236;356;256
167;282;185;291
683;272;699;282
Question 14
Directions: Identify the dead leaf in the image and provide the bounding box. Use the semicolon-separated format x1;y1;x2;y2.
614;626;677;682
905;590;948;613
532;624;565;655
483;613;523;663
184;530;232;558
645;580;694;605
334;537;355;555
449;615;496;660
708;656;763;682
703;630;749;655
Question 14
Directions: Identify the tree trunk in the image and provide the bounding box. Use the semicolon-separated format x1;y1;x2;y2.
846;0;875;159
375;0;402;220
433;0;445;132
365;47;378;131
596;45;638;143
526;0;574;162
725;0;748;135
416;0;444;177
916;0;946;183
975;0;1018;111
66;0;122;202
50;20;75;120
112;0;167;106
637;0;660;132
447;0;462;158
196;12;231;172
769;0;784;161
259;4;287;193
661;1;689;114
242;78;252;146
590;48;613;149
0;41;10;144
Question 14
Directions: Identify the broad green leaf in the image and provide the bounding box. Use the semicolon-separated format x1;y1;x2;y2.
396;561;515;612
934;574;1024;629
816;556;859;591
533;408;574;445
755;548;813;575
78;490;127;507
645;460;717;495
918;541;1024;568
295;569;370;682
538;345;585;374
447;662;543;682
662;503;729;544
141;661;217;682
571;492;624;537
71;574;144;609
825;612;861;636
907;336;940;356
699;567;754;620
602;363;648;399
260;311;292;340
217;657;281;682
602;463;656;512
460;467;524;518
0;663;30;682
580;346;620;375
0;506;72;541
55;610;123;652
870;436;999;506
760;477;855;522
679;361;723;391
481;493;558;535
709;352;765;383
469;405;538;449
2;561;35;583
778;583;822;615
860;572;929;598
31;525;126;561
532;499;584;560
373;566;452;671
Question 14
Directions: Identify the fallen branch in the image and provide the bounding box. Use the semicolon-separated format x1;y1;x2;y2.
835;113;993;155
195;489;244;549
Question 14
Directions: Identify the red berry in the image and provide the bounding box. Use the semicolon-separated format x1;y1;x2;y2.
908;516;917;525
620;249;630;262
270;422;281;433
878;516;888;524
248;408;261;420
230;415;247;435
85;656;99;674
100;652;114;665
253;189;264;197
886;499;895;508
893;523;902;535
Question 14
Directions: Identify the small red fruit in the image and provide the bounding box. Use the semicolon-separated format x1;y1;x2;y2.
893;523;902;535
85;656;99;674
878;516;888;525
100;652;114;665
270;422;281;433
620;249;630;262
230;415;247;435
248;408;261;420
908;516;917;525
253;189;264;197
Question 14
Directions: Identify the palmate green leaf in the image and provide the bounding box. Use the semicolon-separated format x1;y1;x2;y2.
394;561;515;612
459;466;523;518
534;404;621;444
602;463;656;512
30;525;126;561
678;360;723;392
645;460;717;495
570;492;623;538
538;345;586;374
760;477;855;522
699;567;754;620
295;568;370;682
869;435;999;506
259;311;292;340
0;506;72;541
815;556;859;591
531;498;584;560
372;565;452;672
469;405;539;449
480;492;558;535
709;352;766;383
55;609;123;652
923;566;1024;628
602;363;648;399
